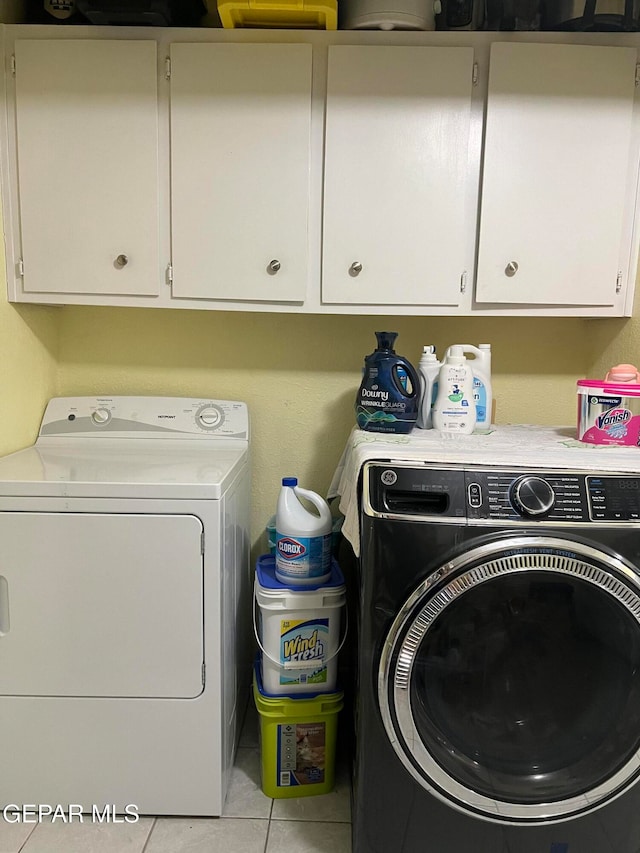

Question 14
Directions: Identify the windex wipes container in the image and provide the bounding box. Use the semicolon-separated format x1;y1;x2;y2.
577;379;640;447
275;478;332;586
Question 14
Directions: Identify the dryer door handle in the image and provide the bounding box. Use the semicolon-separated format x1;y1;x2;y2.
0;575;9;636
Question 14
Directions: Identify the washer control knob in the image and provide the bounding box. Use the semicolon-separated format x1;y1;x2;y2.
510;476;555;517
91;408;111;425
196;405;223;430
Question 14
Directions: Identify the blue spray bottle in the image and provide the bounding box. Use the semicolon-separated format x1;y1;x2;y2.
355;331;420;434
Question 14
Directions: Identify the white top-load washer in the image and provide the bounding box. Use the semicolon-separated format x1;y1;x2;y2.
0;396;251;816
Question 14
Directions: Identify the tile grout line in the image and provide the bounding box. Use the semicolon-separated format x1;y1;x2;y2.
16;820;39;852
263;813;273;853
139;816;157;853
269;818;352;824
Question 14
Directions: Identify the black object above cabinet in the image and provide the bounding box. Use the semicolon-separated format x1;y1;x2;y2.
29;0;207;25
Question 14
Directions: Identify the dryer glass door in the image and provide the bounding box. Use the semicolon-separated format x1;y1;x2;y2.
380;537;640;822
0;512;204;699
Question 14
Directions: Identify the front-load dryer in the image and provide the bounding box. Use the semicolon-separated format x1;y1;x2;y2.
341;433;640;853
0;396;251;816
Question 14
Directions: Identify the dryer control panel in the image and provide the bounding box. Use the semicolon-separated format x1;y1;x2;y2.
37;396;249;440
365;463;640;524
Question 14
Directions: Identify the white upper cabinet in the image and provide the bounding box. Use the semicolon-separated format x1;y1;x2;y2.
169;43;312;303
476;42;638;307
3;31;639;316
322;45;474;307
13;39;161;297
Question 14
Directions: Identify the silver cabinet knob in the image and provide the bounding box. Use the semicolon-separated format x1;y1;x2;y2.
349;262;363;277
505;261;519;277
115;254;129;268
267;259;281;274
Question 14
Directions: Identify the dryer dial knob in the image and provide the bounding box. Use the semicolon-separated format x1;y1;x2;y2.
511;476;555;517
91;408;111;425
196;405;223;430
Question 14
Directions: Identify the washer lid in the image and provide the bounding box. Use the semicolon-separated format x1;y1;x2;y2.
0;440;248;499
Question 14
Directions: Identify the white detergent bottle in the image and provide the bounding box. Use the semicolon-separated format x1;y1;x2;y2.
444;343;492;430
432;346;476;435
416;346;441;430
275;477;332;586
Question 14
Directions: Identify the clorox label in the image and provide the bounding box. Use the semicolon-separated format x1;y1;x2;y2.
277;538;307;560
275;533;331;581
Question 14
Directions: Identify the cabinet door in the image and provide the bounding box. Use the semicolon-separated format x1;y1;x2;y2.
14;39;161;297
322;46;474;307
476;43;637;307
170;43;311;303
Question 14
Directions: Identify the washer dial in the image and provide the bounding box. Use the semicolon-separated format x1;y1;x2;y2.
510;476;555;517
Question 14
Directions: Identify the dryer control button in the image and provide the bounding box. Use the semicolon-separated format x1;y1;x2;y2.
511;476;555;517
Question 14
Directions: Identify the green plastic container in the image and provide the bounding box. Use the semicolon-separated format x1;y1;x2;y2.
253;661;343;799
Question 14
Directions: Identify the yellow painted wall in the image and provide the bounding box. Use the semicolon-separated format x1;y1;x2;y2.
56;306;592;554
0;227;58;455
587;286;640;378
0;301;59;453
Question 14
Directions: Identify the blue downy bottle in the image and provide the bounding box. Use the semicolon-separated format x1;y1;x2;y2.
355;331;420;434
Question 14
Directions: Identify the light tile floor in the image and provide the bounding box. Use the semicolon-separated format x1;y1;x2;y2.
0;699;352;853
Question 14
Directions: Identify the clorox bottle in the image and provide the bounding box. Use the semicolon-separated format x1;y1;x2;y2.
275;478;332;586
355;331;420;434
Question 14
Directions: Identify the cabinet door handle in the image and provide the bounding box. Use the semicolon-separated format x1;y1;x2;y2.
349;261;363;277
267;259;281;274
505;261;519;277
115;254;129;268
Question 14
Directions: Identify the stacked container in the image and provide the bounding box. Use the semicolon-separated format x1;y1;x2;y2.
253;479;345;799
212;0;337;28
256;555;345;695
